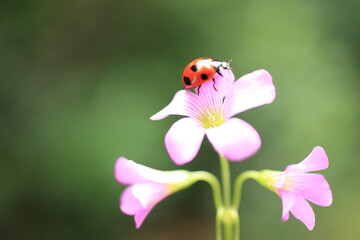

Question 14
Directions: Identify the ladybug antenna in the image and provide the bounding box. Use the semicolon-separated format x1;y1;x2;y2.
227;59;233;70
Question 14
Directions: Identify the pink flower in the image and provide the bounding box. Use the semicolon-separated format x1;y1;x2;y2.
151;69;276;165
258;146;333;230
114;157;192;228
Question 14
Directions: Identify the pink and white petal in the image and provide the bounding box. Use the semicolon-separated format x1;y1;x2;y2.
286;146;328;173
134;206;154;229
223;69;276;119
132;183;168;209
220;68;235;84
115;157;164;184
151;171;189;184
212;69;235;97
196;69;235;97
165;118;206;165
279;190;296;221
150;90;203;120
288;173;333;207
123;184;170;229
205;118;261;161
120;186;144;215
290;196;316;230
195;69;235;113
197;81;223;116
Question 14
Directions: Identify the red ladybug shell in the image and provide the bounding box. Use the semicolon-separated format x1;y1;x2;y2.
182;58;229;90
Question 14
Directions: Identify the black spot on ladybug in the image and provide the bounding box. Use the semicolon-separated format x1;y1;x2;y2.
201;74;208;80
183;76;191;86
190;65;197;72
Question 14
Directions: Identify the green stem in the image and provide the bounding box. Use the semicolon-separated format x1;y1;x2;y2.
230;170;259;240
219;154;231;207
223;220;232;240
232;170;259;210
216;209;224;240
219;154;233;240
191;171;223;210
233;212;240;240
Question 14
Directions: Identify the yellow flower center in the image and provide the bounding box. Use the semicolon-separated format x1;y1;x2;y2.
271;172;293;192
199;110;225;129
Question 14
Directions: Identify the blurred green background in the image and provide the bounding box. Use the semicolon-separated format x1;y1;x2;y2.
1;0;359;239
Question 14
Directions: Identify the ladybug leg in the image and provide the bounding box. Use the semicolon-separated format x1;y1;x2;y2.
196;85;202;95
212;78;218;91
214;66;224;77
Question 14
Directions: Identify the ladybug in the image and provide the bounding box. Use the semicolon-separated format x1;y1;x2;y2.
182;58;230;94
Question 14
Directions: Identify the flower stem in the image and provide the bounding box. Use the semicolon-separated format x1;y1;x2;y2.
219;154;231;207
232;170;259;210
229;170;259;240
219;154;233;240
233;212;240;240
223;220;232;240
216;209;224;240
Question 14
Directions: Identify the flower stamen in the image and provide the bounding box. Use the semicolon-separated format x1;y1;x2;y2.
199;110;225;129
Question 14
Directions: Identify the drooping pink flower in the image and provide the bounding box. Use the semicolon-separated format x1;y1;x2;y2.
114;157;192;228
151;69;276;165
258;146;333;230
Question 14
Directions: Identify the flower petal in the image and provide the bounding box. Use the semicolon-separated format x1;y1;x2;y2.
115;157;163;184
223;69;276;118
189;71;233;119
115;157;189;184
134;207;153;229
120;186;144;215
279;189;296;221
120;184;169;229
205;118;261;161
290;195;316;230
196;69;235;97
218;69;235;96
150;90;204;120
132;183;168;209
132;183;168;228
165;118;206;165
288;173;333;207
286;146;329;173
